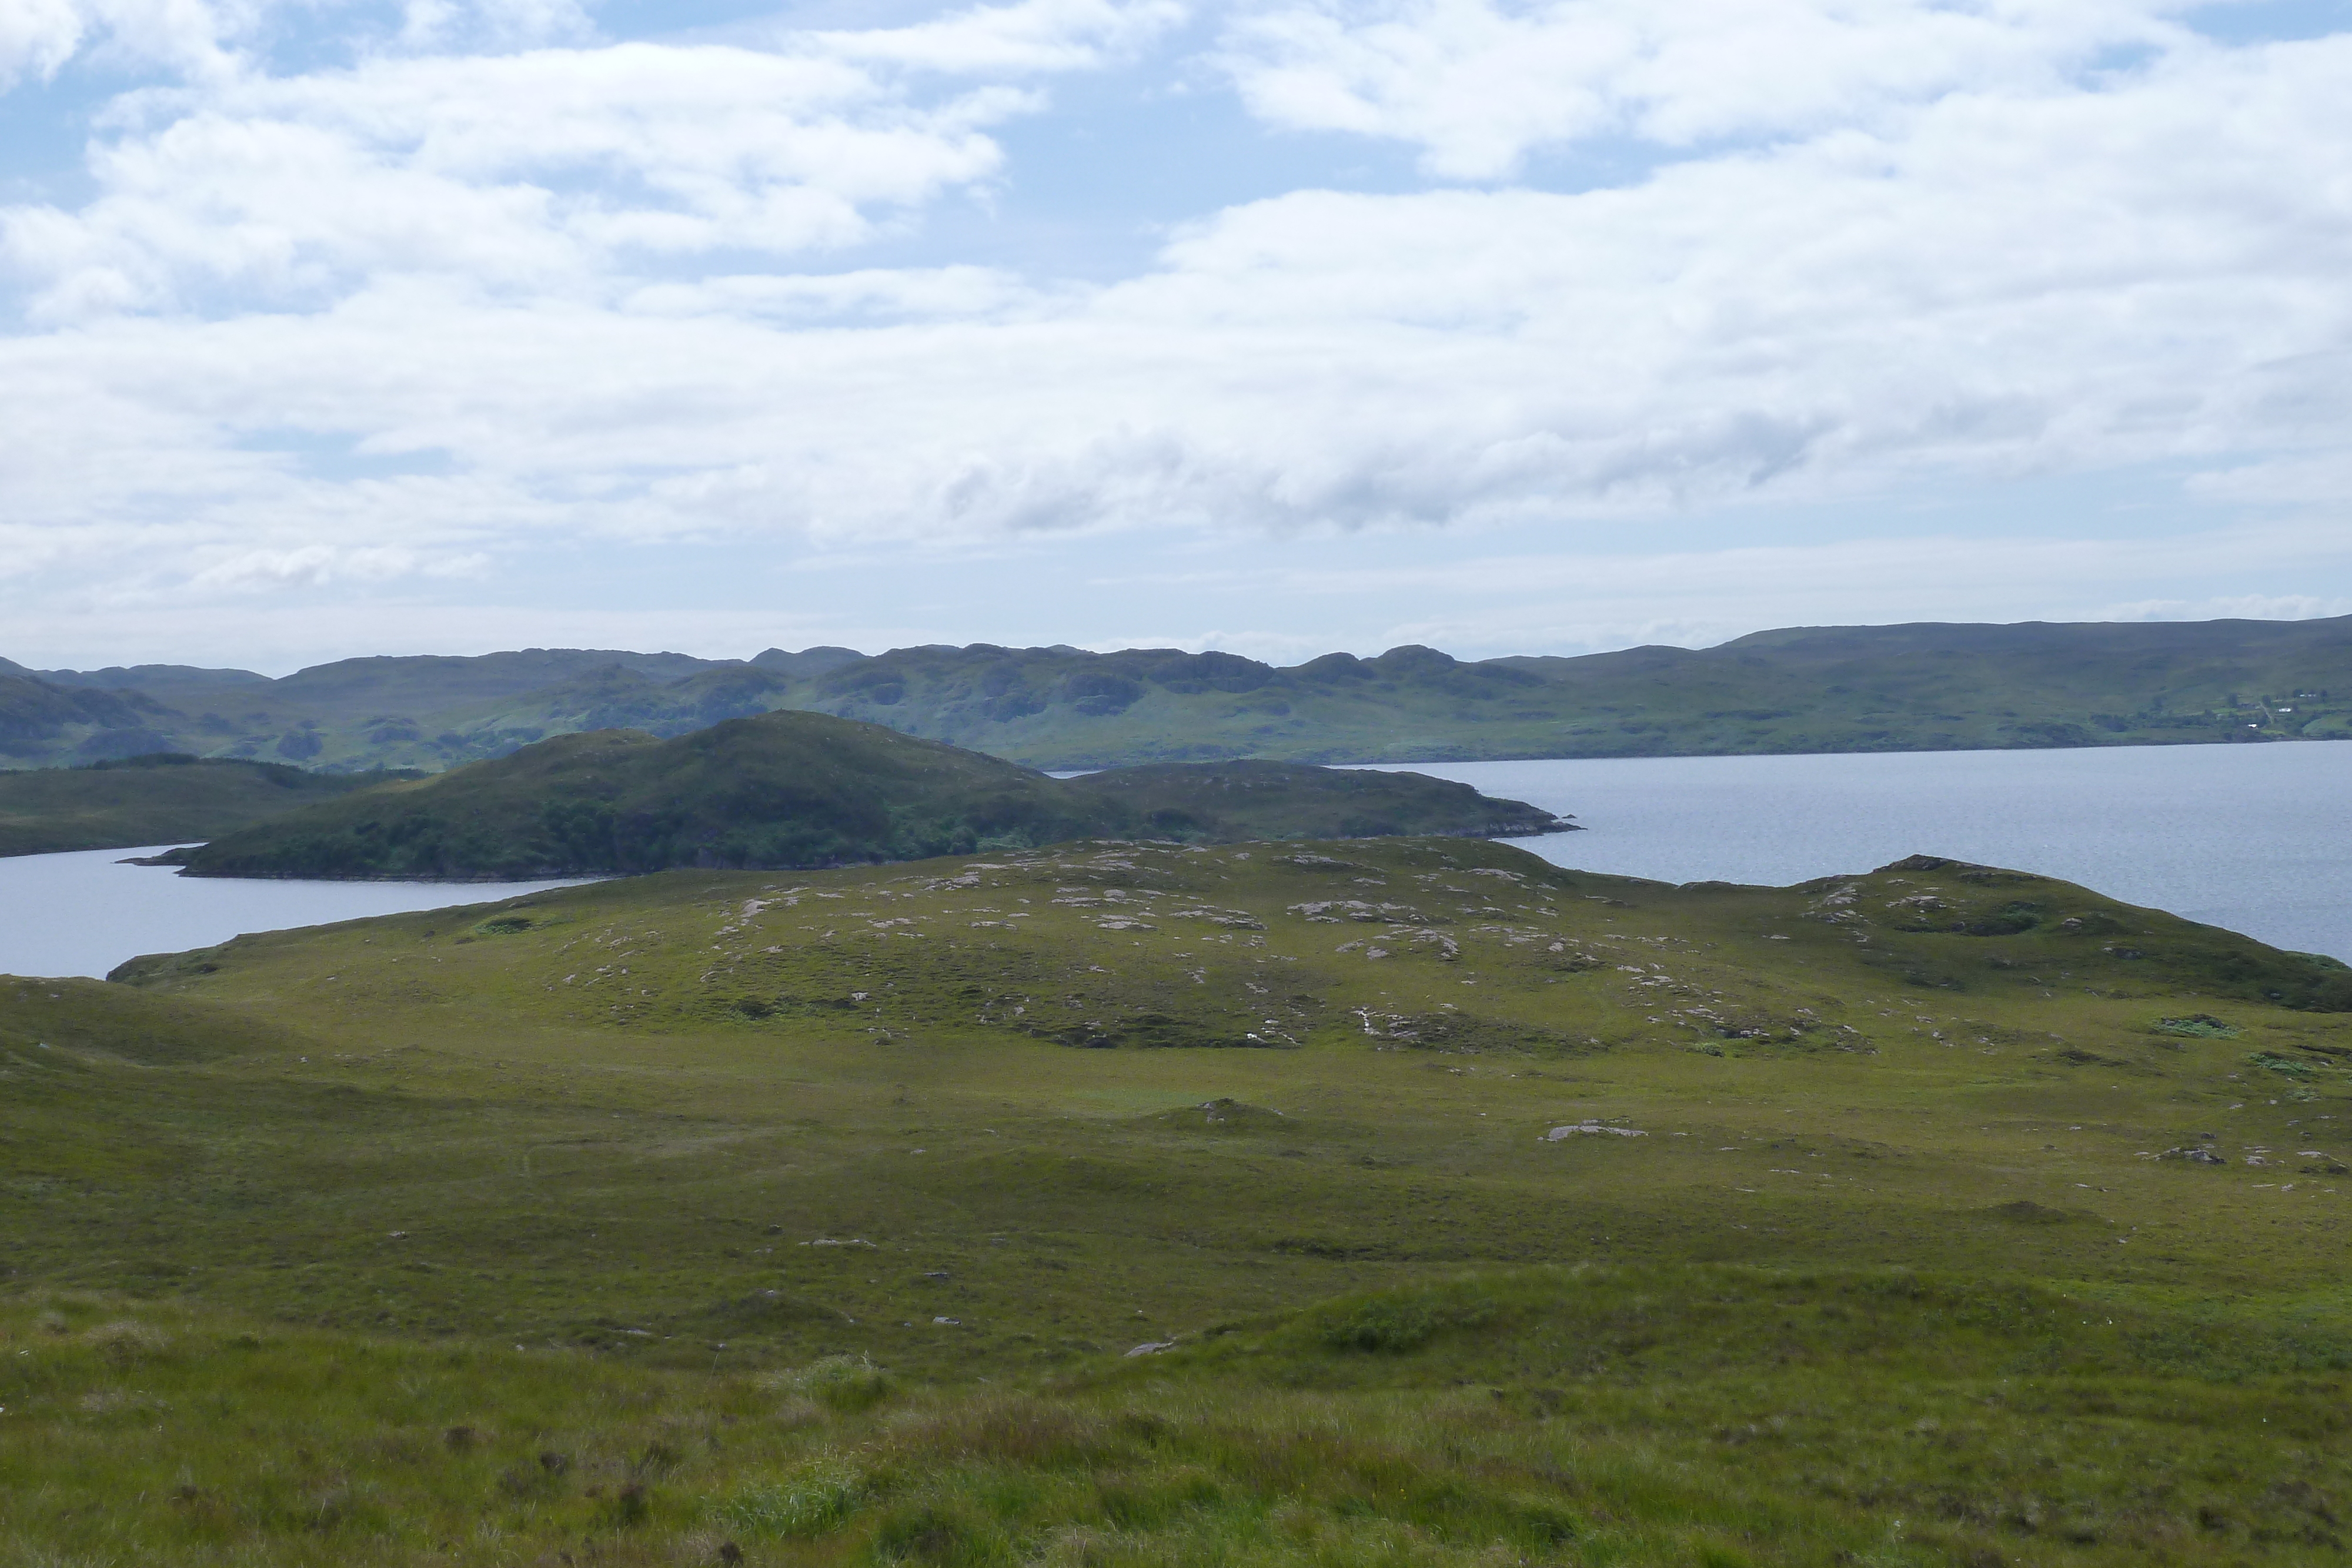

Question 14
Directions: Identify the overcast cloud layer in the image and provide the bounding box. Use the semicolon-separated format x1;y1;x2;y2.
2;0;2348;670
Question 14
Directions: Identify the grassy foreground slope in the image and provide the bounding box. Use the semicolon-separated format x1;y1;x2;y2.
5;839;2349;1560
0;753;397;857
175;714;1565;878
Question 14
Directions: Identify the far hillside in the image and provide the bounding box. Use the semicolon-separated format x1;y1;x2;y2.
175;712;1567;879
5;613;2350;773
0;754;401;858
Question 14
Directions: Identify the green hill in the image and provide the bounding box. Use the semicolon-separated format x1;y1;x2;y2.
0;646;774;772
5;837;2342;1562
0;753;399;857
1488;615;2352;755
424;661;801;751
173;712;1566;879
773;619;2352;766
0;669;175;764
5;614;2352;771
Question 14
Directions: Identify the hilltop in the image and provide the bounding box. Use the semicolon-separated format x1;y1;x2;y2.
172;712;1567;878
8;836;2347;1562
5;613;2351;774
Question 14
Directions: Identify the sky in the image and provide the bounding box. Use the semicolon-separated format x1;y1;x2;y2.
2;0;2350;675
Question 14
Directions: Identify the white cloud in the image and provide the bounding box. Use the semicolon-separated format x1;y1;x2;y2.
0;1;2348;659
1217;0;2202;179
624;264;1050;320
0;0;264;85
184;542;488;592
10;26;2352;580
0;2;1196;323
807;0;1190;72
0;0;89;88
2;43;1032;318
1;0;613;86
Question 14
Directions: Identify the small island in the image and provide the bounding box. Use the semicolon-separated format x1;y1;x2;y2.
163;710;1573;880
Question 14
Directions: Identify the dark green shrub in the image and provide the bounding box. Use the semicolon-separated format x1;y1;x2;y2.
1319;1299;1437;1353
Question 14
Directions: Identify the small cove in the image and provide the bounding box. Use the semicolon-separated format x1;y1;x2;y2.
0;847;591;979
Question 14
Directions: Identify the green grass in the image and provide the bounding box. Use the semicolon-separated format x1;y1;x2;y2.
5;1269;2347;1565
8;834;2352;1560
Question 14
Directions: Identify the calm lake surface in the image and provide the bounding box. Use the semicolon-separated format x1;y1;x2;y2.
1372;741;2352;962
0;848;590;979
4;741;2347;979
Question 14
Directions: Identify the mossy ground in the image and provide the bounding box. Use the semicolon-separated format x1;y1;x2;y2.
8;836;2352;1562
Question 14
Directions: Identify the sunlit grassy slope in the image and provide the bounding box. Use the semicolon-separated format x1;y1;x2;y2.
10;836;2352;1563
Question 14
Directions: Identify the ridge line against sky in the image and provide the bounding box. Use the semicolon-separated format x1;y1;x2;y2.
2;0;2349;671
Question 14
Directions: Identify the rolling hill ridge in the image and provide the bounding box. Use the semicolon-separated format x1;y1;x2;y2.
2;613;2348;778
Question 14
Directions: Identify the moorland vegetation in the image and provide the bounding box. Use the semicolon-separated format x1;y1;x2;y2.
168;713;1567;879
8;835;2352;1563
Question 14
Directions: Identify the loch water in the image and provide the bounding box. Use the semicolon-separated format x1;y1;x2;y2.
2;740;2348;980
1373;740;2352;963
0;847;590;980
